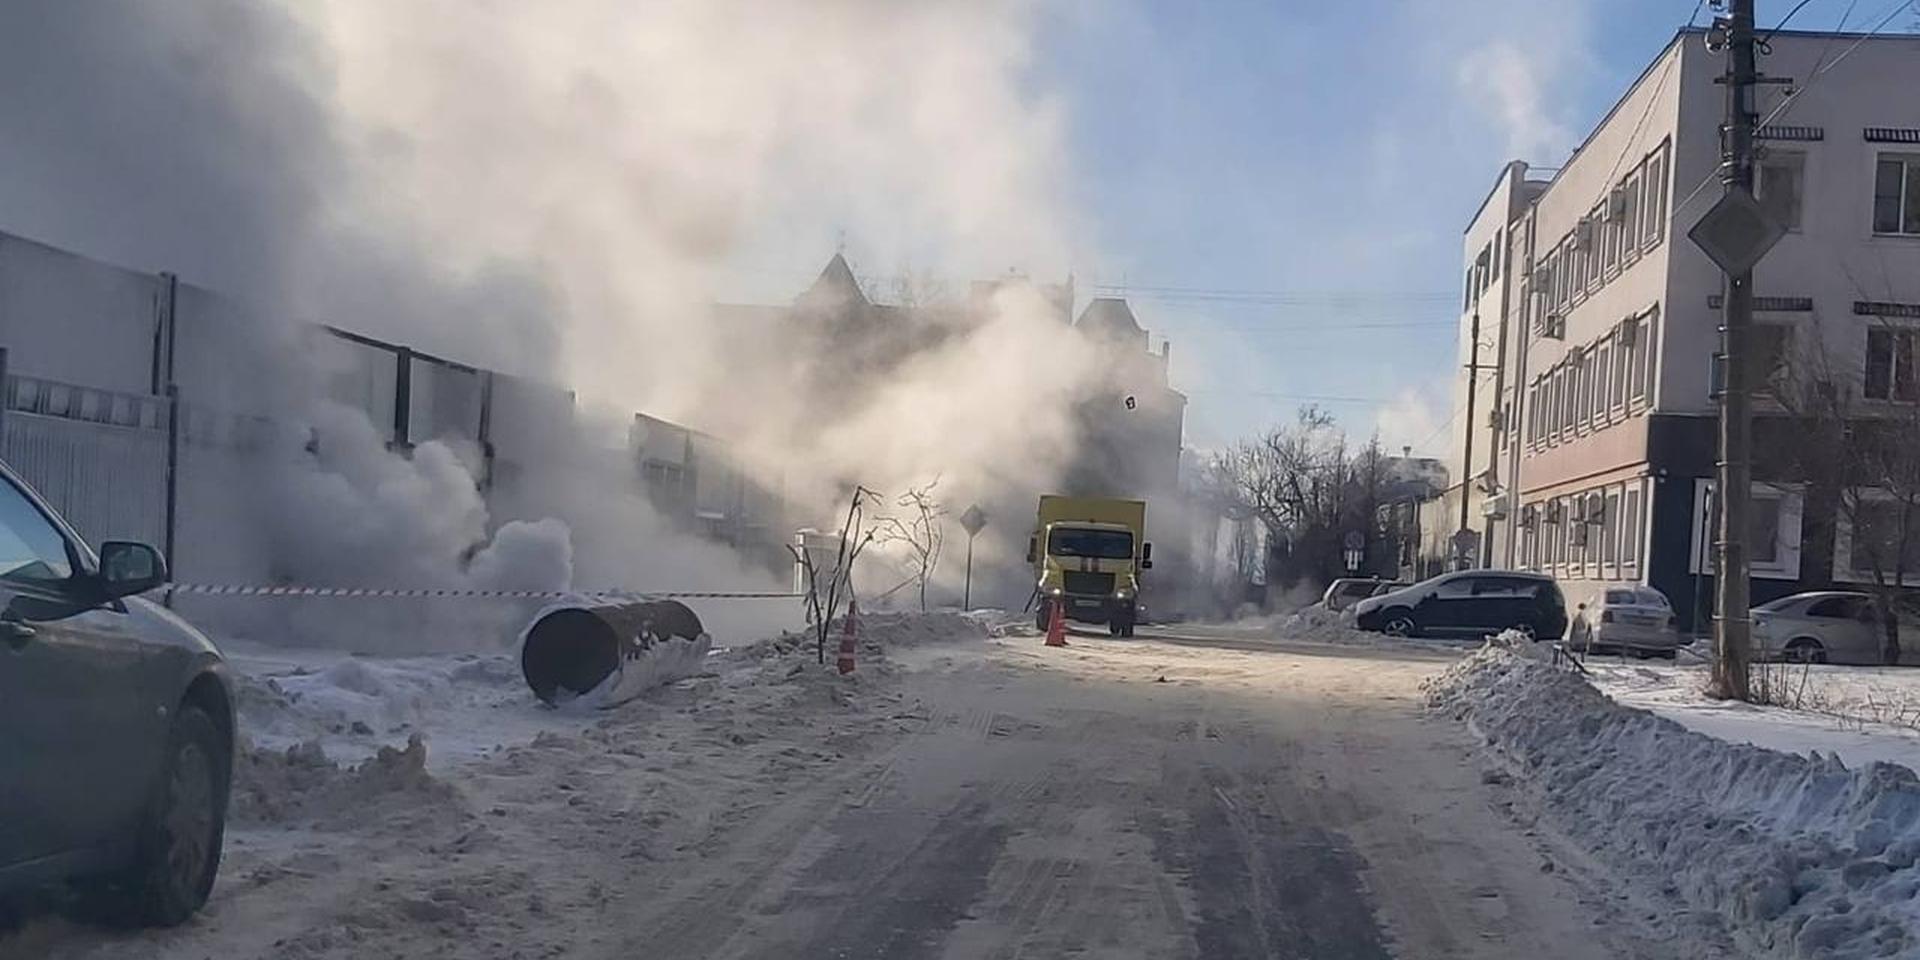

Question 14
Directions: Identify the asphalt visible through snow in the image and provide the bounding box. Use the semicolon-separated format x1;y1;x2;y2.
619;623;1676;960
15;621;1689;960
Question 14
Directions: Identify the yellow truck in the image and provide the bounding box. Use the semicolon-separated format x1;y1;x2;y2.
1028;495;1152;636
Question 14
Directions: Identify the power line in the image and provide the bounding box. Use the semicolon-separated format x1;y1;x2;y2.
1183;389;1392;405
1089;283;1454;301
1673;0;1916;221
1761;0;1822;42
1413;405;1461;456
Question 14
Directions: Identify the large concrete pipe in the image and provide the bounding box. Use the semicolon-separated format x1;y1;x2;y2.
519;599;710;706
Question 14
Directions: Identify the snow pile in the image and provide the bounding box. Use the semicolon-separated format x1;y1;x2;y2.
231;650;533;763
855;610;990;647
1273;604;1379;646
232;734;457;829
959;607;1029;637
1428;646;1920;959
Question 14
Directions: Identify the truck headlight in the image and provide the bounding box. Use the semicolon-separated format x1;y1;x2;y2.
1113;588;1134;599
1045;586;1063;596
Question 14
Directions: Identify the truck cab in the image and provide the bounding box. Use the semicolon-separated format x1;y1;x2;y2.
1029;496;1151;636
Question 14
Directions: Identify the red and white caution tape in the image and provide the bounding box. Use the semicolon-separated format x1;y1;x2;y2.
160;583;801;601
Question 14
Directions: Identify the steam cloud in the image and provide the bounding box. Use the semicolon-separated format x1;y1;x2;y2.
0;0;1108;638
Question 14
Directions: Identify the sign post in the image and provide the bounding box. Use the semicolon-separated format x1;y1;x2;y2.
959;504;988;610
1343;530;1364;574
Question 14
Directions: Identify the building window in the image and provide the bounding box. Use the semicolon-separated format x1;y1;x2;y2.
1600;491;1619;565
1638;310;1658;404
1610;333;1629;410
1748;324;1791;394
1845;499;1920;577
1622;487;1642;569
1874;154;1920;236
1757;151;1805;231
1643;143;1669;247
1491;230;1502;281
1599;341;1616;416
1582;349;1598;427
1621;172;1642;263
1864;327;1920;401
1752;493;1782;565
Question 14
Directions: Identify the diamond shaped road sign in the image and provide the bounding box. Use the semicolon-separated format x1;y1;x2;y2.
1688;189;1787;276
960;504;988;538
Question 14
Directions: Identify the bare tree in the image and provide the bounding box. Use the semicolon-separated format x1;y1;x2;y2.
1776;315;1920;665
874;478;947;612
786;485;882;664
1212;407;1389;592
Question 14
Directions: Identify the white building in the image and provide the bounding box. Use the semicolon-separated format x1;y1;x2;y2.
1461;28;1920;631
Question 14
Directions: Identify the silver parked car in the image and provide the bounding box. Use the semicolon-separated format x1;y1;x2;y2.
0;460;233;926
1320;577;1409;613
1569;585;1681;658
1749;591;1916;665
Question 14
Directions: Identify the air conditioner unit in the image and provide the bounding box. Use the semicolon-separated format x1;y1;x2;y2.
1574;218;1595;250
1570;497;1589;522
1532;264;1553;290
1520;503;1539;525
1483;492;1510;520
1573;523;1590;547
1606;187;1628;222
1586;493;1605;524
1619;318;1638;346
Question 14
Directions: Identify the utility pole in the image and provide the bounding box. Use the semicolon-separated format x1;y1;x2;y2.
1710;0;1759;701
1457;287;1482;571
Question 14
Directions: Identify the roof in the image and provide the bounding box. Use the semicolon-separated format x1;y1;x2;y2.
796;253;869;309
1075;297;1148;343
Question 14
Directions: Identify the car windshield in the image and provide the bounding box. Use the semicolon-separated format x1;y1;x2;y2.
1048;527;1133;559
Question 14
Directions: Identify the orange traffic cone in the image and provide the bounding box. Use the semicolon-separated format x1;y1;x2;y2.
838;599;858;674
1044;599;1068;647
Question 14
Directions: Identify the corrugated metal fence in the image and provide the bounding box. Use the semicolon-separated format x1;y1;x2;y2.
1;370;170;550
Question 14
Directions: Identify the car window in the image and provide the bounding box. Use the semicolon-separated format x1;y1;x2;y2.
1432;576;1474;598
0;476;74;588
1805;596;1864;619
1636;588;1671;608
1755;595;1807;613
1605;589;1635;605
1472;576;1533;597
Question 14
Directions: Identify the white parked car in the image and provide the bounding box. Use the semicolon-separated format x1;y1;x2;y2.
1749;591;1916;665
1569;585;1682;658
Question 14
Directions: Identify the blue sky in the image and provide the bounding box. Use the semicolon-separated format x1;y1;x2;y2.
1023;0;1897;454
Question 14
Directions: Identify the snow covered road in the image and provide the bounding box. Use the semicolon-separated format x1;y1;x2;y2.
9;619;1681;960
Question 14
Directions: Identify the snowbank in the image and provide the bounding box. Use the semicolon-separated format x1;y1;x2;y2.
1590;659;1920;773
232;735;457;829
1428;645;1920;959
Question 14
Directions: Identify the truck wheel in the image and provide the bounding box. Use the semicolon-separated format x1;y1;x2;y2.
89;705;230;927
1035;601;1051;633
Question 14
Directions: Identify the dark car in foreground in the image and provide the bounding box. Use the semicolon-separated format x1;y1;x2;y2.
0;461;232;926
1352;570;1567;641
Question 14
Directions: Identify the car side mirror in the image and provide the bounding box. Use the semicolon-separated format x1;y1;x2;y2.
1026;536;1037;565
1142;542;1154;561
98;541;168;599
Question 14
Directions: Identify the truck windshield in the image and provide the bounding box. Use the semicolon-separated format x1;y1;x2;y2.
1049;528;1134;559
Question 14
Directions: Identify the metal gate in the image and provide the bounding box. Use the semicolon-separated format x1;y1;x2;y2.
1;371;170;550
